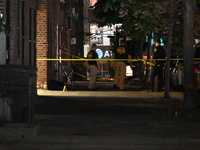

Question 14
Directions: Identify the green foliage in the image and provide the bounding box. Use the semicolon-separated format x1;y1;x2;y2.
194;0;200;39
94;0;199;49
109;28;124;51
93;0;122;27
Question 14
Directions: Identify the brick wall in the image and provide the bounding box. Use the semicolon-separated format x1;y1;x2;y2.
37;0;48;89
0;0;6;64
47;0;60;84
37;0;61;89
3;0;37;66
1;0;85;89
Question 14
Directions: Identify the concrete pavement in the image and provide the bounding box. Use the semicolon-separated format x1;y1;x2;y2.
37;89;184;99
38;81;184;99
1;81;200;150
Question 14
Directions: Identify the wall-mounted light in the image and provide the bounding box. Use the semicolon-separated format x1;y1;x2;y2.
0;12;3;19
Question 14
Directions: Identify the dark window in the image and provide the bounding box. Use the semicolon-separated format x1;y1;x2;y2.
6;0;10;64
6;0;10;33
21;1;24;64
22;1;24;36
33;10;36;67
29;7;32;66
29;7;32;39
17;0;20;58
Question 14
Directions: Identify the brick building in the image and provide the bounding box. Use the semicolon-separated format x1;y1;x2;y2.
0;0;37;66
0;0;91;89
37;0;90;89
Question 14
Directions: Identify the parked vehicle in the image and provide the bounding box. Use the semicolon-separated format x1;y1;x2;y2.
170;51;200;93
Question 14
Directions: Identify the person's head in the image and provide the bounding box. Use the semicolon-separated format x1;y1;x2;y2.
154;39;161;47
92;44;97;50
120;39;126;45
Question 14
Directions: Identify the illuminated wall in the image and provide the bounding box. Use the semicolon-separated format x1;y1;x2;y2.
90;0;97;6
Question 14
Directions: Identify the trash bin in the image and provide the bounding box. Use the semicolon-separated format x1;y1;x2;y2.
0;65;37;123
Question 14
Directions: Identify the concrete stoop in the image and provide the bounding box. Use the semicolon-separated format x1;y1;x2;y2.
0;123;39;139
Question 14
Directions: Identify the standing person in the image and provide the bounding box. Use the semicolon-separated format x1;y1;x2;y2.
110;39;133;90
149;39;166;92
87;44;100;90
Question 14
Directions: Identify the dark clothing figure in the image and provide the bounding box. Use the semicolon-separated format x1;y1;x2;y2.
149;42;166;92
110;40;132;90
87;44;100;90
153;45;166;68
113;45;131;63
87;50;98;67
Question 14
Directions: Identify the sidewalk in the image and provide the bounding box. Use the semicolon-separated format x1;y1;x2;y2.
1;82;200;150
38;81;184;111
37;89;184;99
38;81;184;99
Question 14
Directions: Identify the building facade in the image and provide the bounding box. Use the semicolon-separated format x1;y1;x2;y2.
37;0;90;89
0;0;37;66
0;0;90;89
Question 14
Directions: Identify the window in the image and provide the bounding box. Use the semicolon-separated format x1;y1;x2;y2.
29;7;32;66
6;0;10;64
21;1;25;64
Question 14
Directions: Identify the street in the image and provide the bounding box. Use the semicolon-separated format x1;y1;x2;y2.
1;81;200;150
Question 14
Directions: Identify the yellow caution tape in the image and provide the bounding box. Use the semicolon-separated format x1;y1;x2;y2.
37;58;200;67
73;72;88;79
37;58;155;66
37;58;200;61
37;58;167;61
